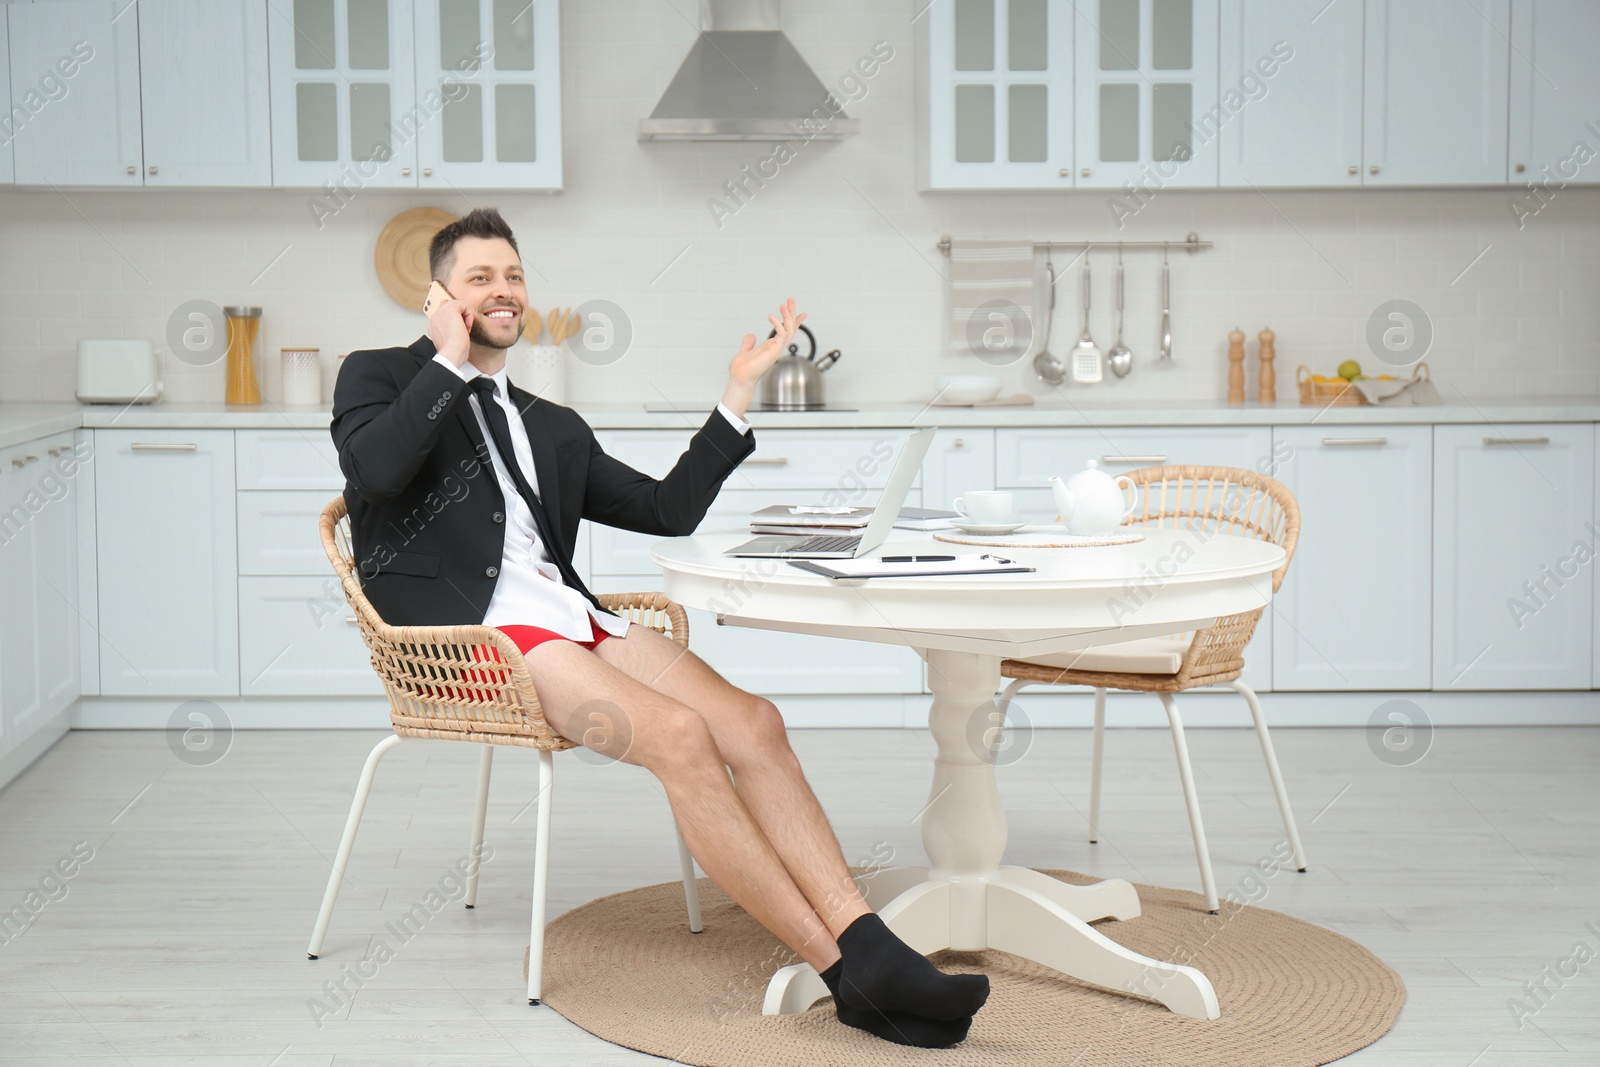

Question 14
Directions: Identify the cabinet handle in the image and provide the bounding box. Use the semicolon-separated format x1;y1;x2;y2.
423;167;433;177
1058;168;1070;178
1369;164;1381;174
401;167;412;176
952;437;965;448
744;457;789;466
130;442;199;451
1347;165;1358;175
345;616;358;624
23;454;38;464
148;165;158;176
1080;167;1091;177
9;458;23;469
48;447;67;457
126;165;136;175
1515;163;1526;173
1483;436;1549;446
1101;454;1166;464
1321;437;1388;447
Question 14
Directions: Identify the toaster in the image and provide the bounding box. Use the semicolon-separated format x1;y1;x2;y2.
77;339;162;404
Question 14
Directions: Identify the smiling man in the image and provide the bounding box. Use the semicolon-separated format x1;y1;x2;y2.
328;208;988;1047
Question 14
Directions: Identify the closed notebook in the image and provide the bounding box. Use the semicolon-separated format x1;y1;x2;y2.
786;554;1035;579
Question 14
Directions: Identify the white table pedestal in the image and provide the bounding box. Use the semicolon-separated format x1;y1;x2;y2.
761;647;1221;1021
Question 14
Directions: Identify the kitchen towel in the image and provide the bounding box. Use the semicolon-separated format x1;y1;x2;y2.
947;240;1038;362
1352;373;1440;405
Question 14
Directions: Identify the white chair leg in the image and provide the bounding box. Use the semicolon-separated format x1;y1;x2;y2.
1157;693;1220;914
308;733;405;958
995;676;1029;716
676;824;704;933
464;745;494;908
1088;687;1107;843
528;748;555;1005
1231;680;1308;872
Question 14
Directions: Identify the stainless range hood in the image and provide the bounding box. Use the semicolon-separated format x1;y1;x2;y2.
638;0;860;142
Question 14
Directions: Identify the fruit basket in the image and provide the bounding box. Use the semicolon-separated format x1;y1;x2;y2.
1297;361;1430;406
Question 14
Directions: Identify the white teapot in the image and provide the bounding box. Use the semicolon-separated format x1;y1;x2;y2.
1049;461;1138;535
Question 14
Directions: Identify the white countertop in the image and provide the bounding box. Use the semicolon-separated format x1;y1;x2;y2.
5;396;1600;450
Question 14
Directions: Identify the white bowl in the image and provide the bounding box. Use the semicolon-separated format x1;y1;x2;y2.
933;374;1002;404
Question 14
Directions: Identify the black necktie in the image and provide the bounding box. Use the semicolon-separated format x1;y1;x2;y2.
469;376;566;570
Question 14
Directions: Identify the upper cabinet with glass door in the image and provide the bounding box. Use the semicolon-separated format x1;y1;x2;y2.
413;0;562;190
1074;0;1220;188
268;0;419;188
919;0;1072;189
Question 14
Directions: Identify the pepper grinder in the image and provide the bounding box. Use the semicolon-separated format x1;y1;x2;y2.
1227;328;1246;404
1257;327;1276;403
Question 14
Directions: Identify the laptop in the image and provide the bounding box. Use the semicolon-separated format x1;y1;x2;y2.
723;428;938;559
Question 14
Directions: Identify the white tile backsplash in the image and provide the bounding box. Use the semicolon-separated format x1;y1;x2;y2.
1;4;1597;407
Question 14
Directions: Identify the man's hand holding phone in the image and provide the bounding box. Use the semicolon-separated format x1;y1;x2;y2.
424;280;474;367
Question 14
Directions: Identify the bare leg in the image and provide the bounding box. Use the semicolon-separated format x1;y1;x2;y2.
521;636;840;971
596;625;871;952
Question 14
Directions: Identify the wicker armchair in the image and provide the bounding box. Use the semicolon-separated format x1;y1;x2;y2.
306;496;703;1004
996;466;1308;913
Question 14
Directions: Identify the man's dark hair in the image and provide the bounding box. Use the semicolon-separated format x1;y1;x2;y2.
429;207;519;280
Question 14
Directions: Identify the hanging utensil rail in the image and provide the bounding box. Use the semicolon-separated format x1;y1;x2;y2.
937;232;1213;256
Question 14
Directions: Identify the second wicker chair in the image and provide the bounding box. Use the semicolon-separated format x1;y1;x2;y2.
996;466;1309;912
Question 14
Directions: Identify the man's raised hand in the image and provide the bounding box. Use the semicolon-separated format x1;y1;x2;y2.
729;297;807;389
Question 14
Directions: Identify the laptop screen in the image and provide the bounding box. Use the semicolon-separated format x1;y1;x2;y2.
852;428;938;556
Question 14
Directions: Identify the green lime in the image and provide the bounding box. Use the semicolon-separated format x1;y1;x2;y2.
1337;359;1362;381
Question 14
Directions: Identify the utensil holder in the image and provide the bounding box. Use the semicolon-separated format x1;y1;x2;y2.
521;344;566;404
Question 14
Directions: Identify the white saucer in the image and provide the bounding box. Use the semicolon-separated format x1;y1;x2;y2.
949;519;1028;535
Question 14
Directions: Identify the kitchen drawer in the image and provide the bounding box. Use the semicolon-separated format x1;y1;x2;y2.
239;576;382;696
590;574;924;695
594;429;923;496
236;429;344;491
590;486;921;577
238;491;336;575
996;427;1273;488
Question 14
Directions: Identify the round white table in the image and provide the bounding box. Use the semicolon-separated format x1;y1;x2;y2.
651;527;1285;1022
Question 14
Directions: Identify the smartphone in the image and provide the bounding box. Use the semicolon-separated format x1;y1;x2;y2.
422;280;454;316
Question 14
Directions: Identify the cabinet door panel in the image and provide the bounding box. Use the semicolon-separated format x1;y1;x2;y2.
95;431;239;696
267;0;418;187
0;446;42;746
1075;0;1220;188
8;0;142;185
34;432;81;721
0;11;13;184
138;0;272;186
239;576;382;695
1271;426;1431;689
1217;0;1362;187
1434;423;1594;689
1364;0;1511;185
1508;0;1600;191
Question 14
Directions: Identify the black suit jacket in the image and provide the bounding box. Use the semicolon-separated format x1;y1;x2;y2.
329;335;756;626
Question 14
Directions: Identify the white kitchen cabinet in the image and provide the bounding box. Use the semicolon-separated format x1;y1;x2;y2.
1074;0;1220;189
1217;0;1362;187
136;0;272;186
921;427;994;515
921;0;1073;189
94;430;239;696
997;425;1272;691
239;576;382;696
1364;0;1511;186
1270;426;1431;690
1434;423;1594;690
1508;0;1600;193
0;10;13;185
0;432;81;764
412;0;562;190
7;0;142;185
268;0;419;189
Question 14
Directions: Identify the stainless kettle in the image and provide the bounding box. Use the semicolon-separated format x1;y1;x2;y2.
758;324;840;410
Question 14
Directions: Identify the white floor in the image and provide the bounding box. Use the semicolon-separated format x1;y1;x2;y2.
0;722;1596;1066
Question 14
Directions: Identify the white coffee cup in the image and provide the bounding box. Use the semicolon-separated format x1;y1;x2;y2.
952;490;1016;525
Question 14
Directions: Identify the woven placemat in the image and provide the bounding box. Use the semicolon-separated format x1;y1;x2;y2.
539;868;1406;1066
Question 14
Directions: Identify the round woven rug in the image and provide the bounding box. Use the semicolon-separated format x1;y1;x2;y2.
538;869;1405;1067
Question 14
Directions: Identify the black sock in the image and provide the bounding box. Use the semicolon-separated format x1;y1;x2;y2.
817;959;973;1048
833;912;990;1022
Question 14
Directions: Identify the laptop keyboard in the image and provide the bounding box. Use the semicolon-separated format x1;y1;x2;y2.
797;533;862;552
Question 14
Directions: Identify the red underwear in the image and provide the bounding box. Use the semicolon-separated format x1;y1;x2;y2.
411;618;621;704
493;614;618;653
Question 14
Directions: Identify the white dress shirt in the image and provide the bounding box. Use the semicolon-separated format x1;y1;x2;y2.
432;353;750;640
